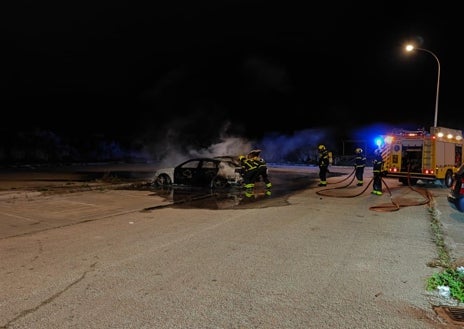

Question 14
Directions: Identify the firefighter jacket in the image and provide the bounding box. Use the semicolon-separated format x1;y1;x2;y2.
355;153;366;168
252;156;267;169
373;155;383;172
240;158;258;172
318;149;330;168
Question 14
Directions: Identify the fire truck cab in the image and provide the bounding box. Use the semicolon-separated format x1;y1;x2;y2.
379;126;463;187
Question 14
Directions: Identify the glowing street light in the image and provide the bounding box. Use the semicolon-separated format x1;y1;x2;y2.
405;44;441;128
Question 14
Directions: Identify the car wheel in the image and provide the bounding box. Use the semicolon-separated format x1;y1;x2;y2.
210;176;228;189
154;174;172;186
445;170;454;188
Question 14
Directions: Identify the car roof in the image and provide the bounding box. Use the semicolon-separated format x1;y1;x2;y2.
180;157;234;164
186;157;222;161
175;156;241;167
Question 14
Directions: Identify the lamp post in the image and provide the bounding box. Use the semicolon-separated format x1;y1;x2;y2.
405;44;441;128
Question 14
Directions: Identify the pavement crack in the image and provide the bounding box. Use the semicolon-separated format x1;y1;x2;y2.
1;262;97;329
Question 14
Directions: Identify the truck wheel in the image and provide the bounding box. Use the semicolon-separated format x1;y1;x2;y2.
445;170;454;188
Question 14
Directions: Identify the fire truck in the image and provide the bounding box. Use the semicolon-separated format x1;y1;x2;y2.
379;126;463;187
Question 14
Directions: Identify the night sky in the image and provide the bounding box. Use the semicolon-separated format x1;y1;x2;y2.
2;1;463;163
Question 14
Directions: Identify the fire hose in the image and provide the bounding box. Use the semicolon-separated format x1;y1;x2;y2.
315;167;432;212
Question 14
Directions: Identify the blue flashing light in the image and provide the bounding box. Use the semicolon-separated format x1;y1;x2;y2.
374;137;383;148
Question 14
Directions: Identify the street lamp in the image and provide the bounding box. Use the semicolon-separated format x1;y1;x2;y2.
405;44;441;128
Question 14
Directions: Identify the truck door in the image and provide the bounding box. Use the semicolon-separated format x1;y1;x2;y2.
456;145;463;167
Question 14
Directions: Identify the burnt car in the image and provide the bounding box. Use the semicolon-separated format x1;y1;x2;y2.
152;157;243;189
447;164;464;212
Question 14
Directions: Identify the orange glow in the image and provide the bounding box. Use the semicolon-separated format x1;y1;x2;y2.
384;136;394;144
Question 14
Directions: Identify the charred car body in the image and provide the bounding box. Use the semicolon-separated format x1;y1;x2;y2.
152;157;243;189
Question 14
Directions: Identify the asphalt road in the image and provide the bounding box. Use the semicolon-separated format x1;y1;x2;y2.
1;164;464;328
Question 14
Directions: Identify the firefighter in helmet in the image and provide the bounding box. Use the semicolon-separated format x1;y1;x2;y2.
247;149;272;196
317;144;330;187
354;147;366;186
238;154;259;197
372;148;383;195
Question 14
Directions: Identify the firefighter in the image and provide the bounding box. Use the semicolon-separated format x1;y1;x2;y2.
354;147;366;186
317;144;330;187
238;154;259;197
247;149;272;196
372;148;383;195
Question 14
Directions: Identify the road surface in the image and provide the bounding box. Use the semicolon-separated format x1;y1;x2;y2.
1;164;463;328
